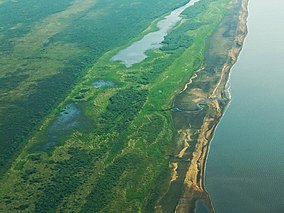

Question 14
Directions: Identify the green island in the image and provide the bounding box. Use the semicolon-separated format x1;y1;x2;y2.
0;0;249;212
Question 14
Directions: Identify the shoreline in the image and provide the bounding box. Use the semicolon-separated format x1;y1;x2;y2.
162;0;249;212
184;0;249;211
203;0;249;211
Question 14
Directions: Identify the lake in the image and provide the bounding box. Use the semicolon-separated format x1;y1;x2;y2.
111;0;200;67
205;0;284;212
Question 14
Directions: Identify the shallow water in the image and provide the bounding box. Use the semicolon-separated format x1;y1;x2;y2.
111;0;200;67
43;103;80;150
43;103;93;150
194;200;210;213
205;0;284;212
92;80;115;88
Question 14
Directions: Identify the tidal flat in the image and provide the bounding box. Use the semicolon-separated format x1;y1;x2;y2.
162;0;249;212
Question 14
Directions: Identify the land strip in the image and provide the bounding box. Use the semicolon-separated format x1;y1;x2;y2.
161;0;249;212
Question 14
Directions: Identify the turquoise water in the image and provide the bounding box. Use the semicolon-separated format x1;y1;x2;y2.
205;0;284;212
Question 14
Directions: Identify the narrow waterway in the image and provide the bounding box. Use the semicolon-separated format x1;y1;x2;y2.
111;0;200;67
205;0;284;212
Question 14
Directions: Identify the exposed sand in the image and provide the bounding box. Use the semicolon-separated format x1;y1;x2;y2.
175;0;249;212
161;0;249;212
171;163;179;182
177;129;192;158
181;68;205;93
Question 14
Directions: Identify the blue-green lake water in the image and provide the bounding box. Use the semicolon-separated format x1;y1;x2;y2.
205;0;284;212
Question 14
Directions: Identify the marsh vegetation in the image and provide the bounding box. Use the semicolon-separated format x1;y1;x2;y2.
0;0;236;212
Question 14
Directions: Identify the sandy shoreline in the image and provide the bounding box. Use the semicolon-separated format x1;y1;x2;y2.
161;0;249;212
179;0;249;212
203;0;249;211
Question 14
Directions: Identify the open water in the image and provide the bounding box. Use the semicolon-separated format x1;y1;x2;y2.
205;1;284;212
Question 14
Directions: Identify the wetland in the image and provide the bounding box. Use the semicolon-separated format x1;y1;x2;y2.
112;0;201;67
0;0;252;212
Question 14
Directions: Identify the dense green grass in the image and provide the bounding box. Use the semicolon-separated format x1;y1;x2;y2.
0;0;231;212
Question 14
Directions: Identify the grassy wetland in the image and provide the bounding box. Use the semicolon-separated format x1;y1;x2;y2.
0;0;189;174
0;0;248;212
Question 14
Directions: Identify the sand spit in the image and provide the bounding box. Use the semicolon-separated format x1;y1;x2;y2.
160;0;249;212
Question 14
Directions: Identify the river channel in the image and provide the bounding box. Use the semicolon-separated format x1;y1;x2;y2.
205;0;284;212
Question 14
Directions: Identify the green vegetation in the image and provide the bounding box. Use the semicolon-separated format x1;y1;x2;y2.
35;147;107;212
98;89;148;134
81;153;142;212
0;0;189;175
0;0;73;47
0;0;232;212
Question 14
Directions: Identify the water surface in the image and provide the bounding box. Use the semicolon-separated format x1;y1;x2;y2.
205;0;284;212
42;103;93;150
194;200;210;213
112;0;200;67
92;80;115;88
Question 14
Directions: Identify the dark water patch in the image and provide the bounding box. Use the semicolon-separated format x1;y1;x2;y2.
0;68;78;174
194;200;210;213
166;97;222;114
41;103;94;151
79;88;89;93
74;88;90;100
0;51;92;174
92;80;115;89
51;103;80;129
74;94;85;100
